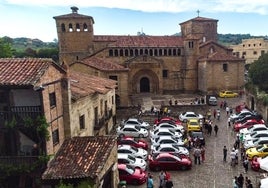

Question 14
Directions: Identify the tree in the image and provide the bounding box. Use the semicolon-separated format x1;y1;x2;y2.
248;52;268;92
0;38;13;57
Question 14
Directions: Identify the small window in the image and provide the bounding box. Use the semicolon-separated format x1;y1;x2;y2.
253;51;257;55
79;115;85;130
109;49;113;56
189;41;194;48
109;75;118;89
69;23;73;32
49;92;56;108
83;23;88;31
52;129;59;145
163;70;168;78
223;63;228;72
61;23;66;32
76;23;80;32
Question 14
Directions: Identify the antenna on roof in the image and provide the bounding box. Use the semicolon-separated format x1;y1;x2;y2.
197;10;200;17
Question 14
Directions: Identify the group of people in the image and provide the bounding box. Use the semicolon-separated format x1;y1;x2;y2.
233;174;253;188
147;171;173;188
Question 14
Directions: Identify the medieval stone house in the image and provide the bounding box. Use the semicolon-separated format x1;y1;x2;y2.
54;6;245;106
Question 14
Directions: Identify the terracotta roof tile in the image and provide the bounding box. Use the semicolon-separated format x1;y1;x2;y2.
0;58;54;86
42;136;117;180
199;52;244;62
180;16;218;25
70;71;117;100
94;35;183;47
80;57;129;72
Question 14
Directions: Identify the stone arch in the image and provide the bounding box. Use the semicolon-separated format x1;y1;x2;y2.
131;69;159;94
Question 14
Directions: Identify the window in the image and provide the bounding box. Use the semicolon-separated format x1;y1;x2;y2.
189;41;194;48
49;92;56;108
109;49;113;56
223;63;228;72
83;23;88;31
109;75;118;89
79;115;85;129
52;129;59;145
253;51;257;55
61;23;66;32
163;70;168;78
68;23;73;32
76;23;80;32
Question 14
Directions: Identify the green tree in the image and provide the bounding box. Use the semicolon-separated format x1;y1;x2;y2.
0;38;13;57
248;52;268;92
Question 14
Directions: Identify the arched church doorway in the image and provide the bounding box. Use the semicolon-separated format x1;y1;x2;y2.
140;77;150;92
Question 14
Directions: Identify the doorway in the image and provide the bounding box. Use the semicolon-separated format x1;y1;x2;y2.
140;77;150;92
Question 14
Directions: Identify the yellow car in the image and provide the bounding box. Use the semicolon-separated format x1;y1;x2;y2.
218;90;238;98
187;119;201;132
246;144;268;160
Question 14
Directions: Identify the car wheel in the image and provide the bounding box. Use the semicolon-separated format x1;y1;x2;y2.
139;134;144;138
183;119;187;123
180;165;187;170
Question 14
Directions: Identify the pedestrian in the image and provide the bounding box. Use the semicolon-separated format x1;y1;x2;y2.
235;147;239;164
243;157;249;173
159;171;166;187
237;173;244;188
193;147;201;165
169;99;172;106
246;179;253;188
230;148;237;166
228;117;231;127
201;146;205;162
214;124;218;136
147;175;154;188
217;109;221;120
223;146;227;162
208;123;212;136
233;176;239;188
165;177;174;188
164;170;171;181
213;109;217;119
226;106;230;115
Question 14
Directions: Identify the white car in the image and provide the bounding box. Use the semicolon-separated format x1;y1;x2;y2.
208;96;217;106
239;124;268;137
244;137;268;149
230;110;253;122
153;123;185;134
151;144;189;156
117;144;148;160
243;130;268;143
117;153;147;171
117;125;148;138
179;111;203;122
150;128;183;141
151;136;185;148
121;118;150;129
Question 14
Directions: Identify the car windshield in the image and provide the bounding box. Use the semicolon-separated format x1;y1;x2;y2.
125;164;135;174
257;146;266;152
134;125;141;130
137;119;143;124
190;121;199;125
130;146;138;152
127;155;136;162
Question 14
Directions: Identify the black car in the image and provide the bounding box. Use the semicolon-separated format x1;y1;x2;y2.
234;113;263;124
190;131;205;146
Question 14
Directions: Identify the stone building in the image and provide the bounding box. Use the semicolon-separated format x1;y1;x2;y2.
54;6;245;106
230;38;268;65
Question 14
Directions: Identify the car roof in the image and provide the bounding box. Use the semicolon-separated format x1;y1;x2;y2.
118;153;131;158
122;124;137;128
188;119;199;122
118;144;133;149
127;118;139;121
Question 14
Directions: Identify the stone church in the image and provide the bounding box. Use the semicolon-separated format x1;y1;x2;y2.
53;7;245;106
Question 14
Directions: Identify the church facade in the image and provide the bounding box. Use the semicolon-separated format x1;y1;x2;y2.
54;7;245;106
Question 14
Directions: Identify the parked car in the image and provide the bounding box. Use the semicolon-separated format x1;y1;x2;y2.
230;110;254;122
154;117;182;126
117;125;148;138
150;128;183;141
187;119;202;132
234;114;263;124
148;153;192;171
190;131;205;146
243;130;268;143
151;144;189;156
118;153;147;171
246;144;268;160
117;145;148;160
153;122;185;134
118;164;147;185
250;157;261;171
234;119;265;132
208;96;218;106
151;136;185;148
121;118;150;129
218;90;238;98
117;136;148;150
179;111;203;122
235;103;249;113
239;124;268;136
244;138;268;149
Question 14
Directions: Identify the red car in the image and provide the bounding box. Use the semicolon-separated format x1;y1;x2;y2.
117;136;148;150
235;103;249;113
250;156;261;171
154;117;183;126
234;119;265;132
148;153;192;171
118;164;147;185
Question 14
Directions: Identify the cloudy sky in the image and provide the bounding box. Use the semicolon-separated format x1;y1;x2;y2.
0;0;268;42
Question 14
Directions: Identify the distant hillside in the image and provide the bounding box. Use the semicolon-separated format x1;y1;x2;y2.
218;34;267;46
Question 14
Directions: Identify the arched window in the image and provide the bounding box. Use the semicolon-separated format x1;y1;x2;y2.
177;49;181;56
149;49;153;56
120;49;124;56
114;49;118;57
135;49;139;56
154;49;158;56
125;49;129;56
83;23;88;31
140;49;143;55
130;49;134;56
61;23;66;32
76;23;80;32
168;49;172;56
163;49;167;56
145;49;148;55
159;49;163;56
109;49;113;56
69;23;73;32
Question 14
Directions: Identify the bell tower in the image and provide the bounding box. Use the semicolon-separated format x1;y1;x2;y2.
53;7;95;65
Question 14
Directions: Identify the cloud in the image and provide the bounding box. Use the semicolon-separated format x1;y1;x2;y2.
3;0;268;14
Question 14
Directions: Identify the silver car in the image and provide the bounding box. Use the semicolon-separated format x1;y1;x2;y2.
117;124;148;138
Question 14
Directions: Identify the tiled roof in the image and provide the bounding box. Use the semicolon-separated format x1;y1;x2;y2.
80;57;129;72
53;13;94;22
70;71;117;100
0;58;54;86
94;35;183;47
199;40;230;50
199;52;244;62
42;136;117;180
180;16;218;25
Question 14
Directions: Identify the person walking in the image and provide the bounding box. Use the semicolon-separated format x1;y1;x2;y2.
243;157;249;173
201;146;205;162
147;175;154;188
193;147;201;165
214;124;219;136
159;171;166;188
165;177;174;188
237;173;244;188
223;146;227;162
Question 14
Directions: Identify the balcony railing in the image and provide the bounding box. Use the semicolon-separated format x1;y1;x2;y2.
0;106;42;127
94;109;113;130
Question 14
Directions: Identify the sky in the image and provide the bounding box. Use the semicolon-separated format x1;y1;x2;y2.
0;0;268;42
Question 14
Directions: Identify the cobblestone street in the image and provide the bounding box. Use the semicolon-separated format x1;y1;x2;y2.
117;94;263;188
